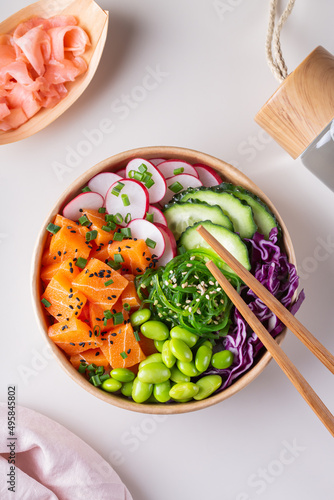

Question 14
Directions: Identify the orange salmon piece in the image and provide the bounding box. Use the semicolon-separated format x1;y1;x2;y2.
90;243;110;264
41;257;81;284
49;225;91;264
70;348;109;370
100;322;146;369
48;318;102;355
42;270;87;321
54;214;88;238
80;208;118;247
108;239;156;275
72;258;128;310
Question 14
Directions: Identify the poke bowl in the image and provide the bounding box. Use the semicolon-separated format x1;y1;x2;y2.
31;146;300;414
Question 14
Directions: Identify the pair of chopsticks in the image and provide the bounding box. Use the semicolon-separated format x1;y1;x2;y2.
196;225;334;438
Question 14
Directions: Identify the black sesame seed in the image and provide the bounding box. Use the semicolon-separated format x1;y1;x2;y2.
95;352;100;356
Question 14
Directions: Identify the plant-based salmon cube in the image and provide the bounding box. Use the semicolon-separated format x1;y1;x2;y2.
100;321;146;369
49;226;91;263
70;348;109;369
42;270;87;321
48;318;102;355
41;257;81;284
108;239;156;275
72;258;128;310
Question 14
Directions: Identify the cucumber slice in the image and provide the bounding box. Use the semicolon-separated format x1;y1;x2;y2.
219;183;280;240
164;200;233;241
177;187;257;239
179;221;251;272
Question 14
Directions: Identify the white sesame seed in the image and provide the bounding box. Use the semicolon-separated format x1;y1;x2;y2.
220;299;224;304
186;263;192;268
188;307;192;312
205;294;210;300
190;256;195;260
209;281;214;285
186;299;191;304
172;284;177;288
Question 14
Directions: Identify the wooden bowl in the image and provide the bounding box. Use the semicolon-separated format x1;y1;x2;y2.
0;0;109;145
31;146;297;414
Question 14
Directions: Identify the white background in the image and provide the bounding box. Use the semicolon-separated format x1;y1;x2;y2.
1;1;334;499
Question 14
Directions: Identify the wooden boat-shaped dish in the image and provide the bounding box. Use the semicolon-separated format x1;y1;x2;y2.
0;0;109;145
31;146;297;414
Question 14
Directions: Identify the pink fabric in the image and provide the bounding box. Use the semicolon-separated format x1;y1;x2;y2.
0;403;133;500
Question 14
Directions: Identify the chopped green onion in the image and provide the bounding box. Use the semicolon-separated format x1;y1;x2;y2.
128;170;135;179
116;182;125;190
86;230;98;241
107;221;116;230
113;312;124;325
145;238;156;249
93;326;101;337
100;373;110;383
111;188;120;197
105;214;115;223
133;330;141;341
75;257;87;269
98;207;106;214
82;186;91;193
121;194;130;206
145;178;155;189
173;167;184;175
138;164;148;173
169;181;183;193
133;171;144;181
145;212;154;223
87;363;97;371
123;302;131;312
120;351;127;359
78;215;90;226
104;310;113;319
46;223;61;235
102;225;112;232
142;173;153;184
113;232;123;241
41;298;51;308
107;260;122;271
125;213;132;224
78;362;87;374
90;374;102;386
114;254;124;263
114;213;123;224
95;366;105;376
104;278;114;287
120;227;132;238
103;318;108;326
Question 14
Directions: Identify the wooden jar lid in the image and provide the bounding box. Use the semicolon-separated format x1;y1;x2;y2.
255;46;334;159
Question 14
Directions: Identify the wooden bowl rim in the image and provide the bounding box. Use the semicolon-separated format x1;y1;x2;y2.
31;145;296;414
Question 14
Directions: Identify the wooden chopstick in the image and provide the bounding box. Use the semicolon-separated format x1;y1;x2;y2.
205;260;334;437
196;225;334;375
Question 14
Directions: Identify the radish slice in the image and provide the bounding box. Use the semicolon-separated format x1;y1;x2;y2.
159;174;203;207
150;158;165;166
127;219;165;258
148;205;167;226
115;167;126;177
105;179;149;227
88;172;123;199
126;158;166;204
155;223;177;267
193;164;222;186
157;160;199;180
63;192;104;221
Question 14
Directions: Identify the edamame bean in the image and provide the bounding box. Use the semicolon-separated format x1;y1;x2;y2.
101;378;122;393
132;378;153;403
170;338;193;362
141;321;170;341
121;381;133;397
170;366;190;383
154;340;165;352
177;360;200;377
169;382;199;400
110;368;135;383
202;340;213;349
154;380;171;403
212;350;234;369
130;308;151;326
195;344;212;373
162;340;176;368
138;362;171;384
139;353;162;369
194;375;222;400
170;326;198;347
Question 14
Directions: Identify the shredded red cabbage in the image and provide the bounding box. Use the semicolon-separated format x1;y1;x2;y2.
206;227;305;390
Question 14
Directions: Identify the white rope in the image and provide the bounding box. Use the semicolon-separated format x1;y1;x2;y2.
266;0;296;82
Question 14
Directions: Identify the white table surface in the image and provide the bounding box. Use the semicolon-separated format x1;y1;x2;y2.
1;1;334;499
